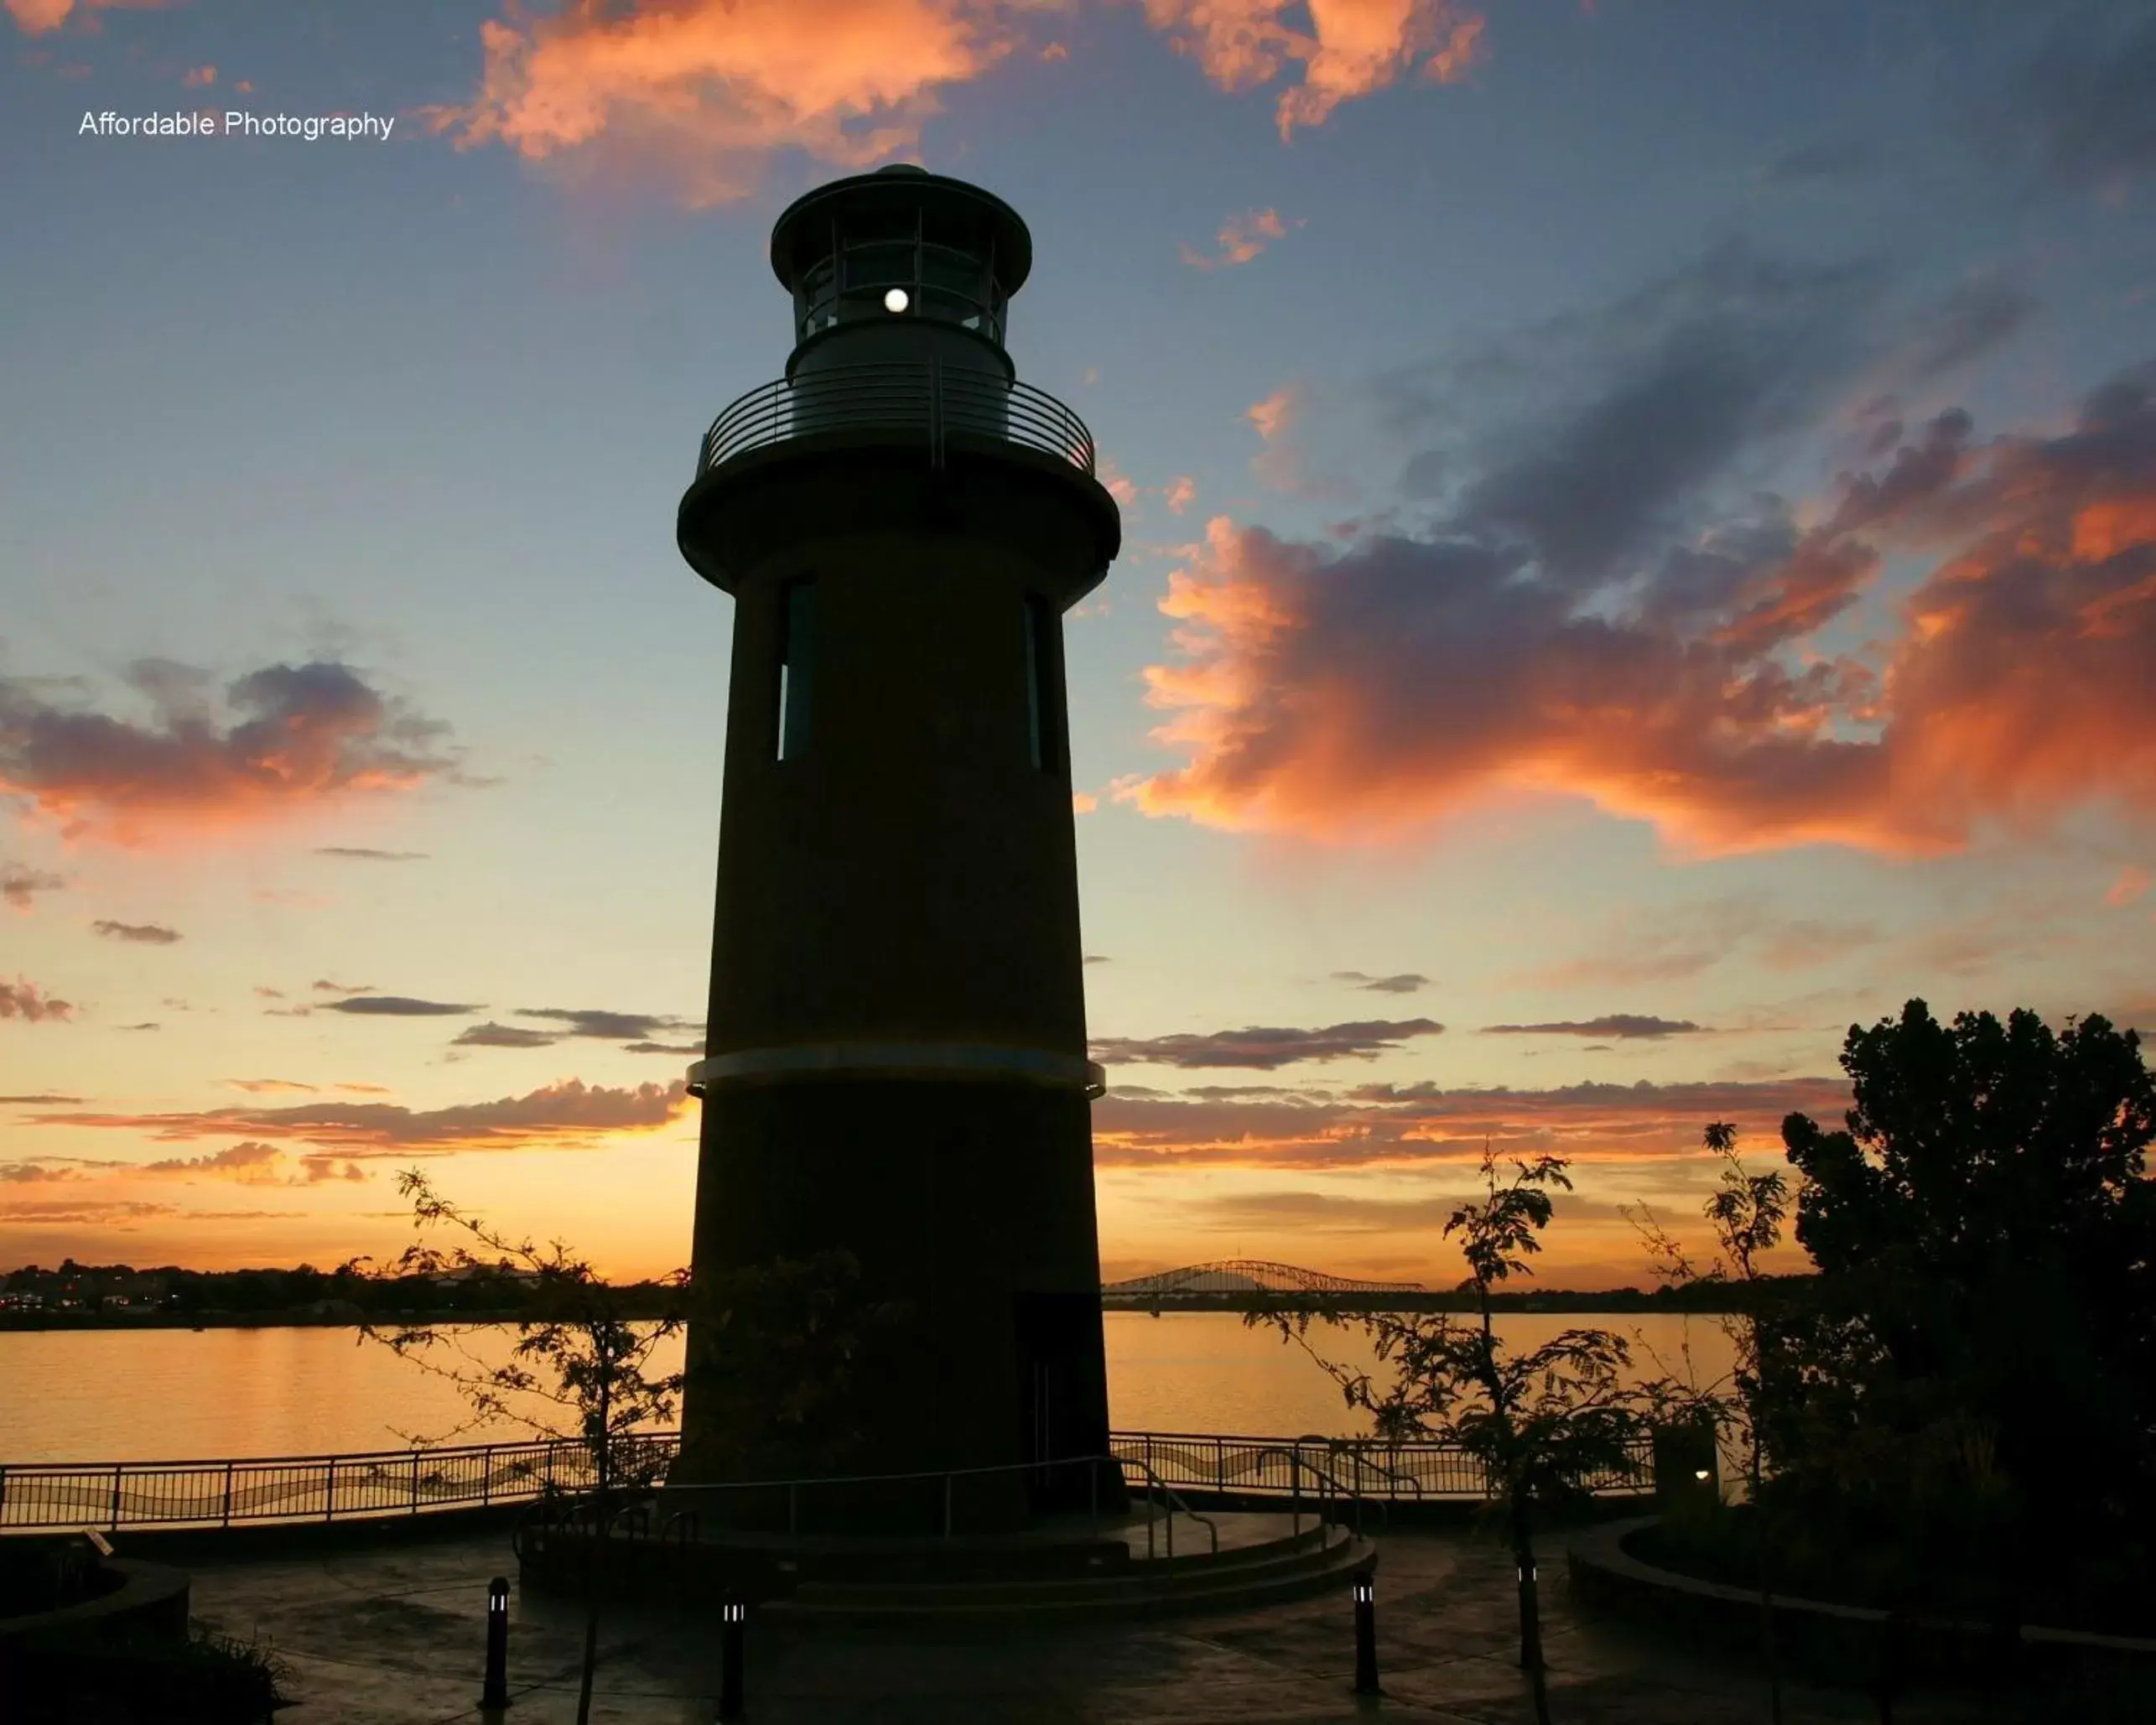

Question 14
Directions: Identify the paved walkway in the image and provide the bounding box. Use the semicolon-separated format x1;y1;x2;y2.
184;1523;2022;1724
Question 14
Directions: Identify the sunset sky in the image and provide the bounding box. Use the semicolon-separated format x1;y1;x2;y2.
3;0;2153;1288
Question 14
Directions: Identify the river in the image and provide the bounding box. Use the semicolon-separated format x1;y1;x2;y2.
0;1312;1741;1463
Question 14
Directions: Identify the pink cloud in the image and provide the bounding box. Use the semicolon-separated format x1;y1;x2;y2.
4;0;177;34
426;0;1020;209
0;659;463;847
1119;371;2156;858
0;976;73;1022
1180;206;1291;270
1139;0;1487;139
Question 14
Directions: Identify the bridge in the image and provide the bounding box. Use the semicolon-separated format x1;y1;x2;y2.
1102;1260;1426;1300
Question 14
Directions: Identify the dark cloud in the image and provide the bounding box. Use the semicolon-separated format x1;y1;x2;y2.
27;1077;690;1153
1757;136;1881;190
91;919;181;945
311;979;377;995
2;863;65;910
325;995;481;1017
1091;1074;1851;1171
1184;1187;1630;1232
1992;13;2156;194
1895;283;2039;386
0;979;73;1021
0;658;463;844
117;1022;160;1031
621;1040;704;1055
0;1094;85;1104
1332;970;1430;994
1443;242;1884;589
314;847;430;861
1482;1016;1704;1039
1090;1018;1445;1070
514;1007;699;1041
453;1021;560;1048
1083;954;1112;965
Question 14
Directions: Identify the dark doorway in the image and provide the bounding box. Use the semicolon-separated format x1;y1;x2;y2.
1012;1291;1117;1515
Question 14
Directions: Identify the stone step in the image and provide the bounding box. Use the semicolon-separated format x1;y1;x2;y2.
771;1525;1375;1624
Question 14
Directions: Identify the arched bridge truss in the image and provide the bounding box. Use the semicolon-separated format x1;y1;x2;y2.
1102;1260;1426;1297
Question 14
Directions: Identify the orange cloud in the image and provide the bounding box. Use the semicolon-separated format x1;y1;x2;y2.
1179;206;1290;270
1246;385;1296;442
2107;865;2152;907
1139;0;1487;139
29;1077;691;1154
1164;475;1198;513
0;659;462;847
181;62;213;86
427;0;1021;208
1092;1074;1847;1170
1120;368;2156;857
3;0;176;34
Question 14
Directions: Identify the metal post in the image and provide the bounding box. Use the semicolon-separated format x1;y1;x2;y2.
108;1463;122;1532
481;1576;511;1711
1216;1437;1224;1495
325;1457;337;1521
718;1595;746;1719
411;1452;421;1515
1353;1568;1379;1695
222;1459;234;1527
482;1442;492;1509
1291;1455;1301;1541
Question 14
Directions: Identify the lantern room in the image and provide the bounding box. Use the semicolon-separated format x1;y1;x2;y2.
769;164;1032;380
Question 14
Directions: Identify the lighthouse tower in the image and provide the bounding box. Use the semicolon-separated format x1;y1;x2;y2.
673;165;1121;1518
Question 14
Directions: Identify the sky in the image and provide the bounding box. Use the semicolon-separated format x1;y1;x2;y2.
3;0;2154;1288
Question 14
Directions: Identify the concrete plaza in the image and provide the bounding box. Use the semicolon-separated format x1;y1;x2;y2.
181;1522;2027;1724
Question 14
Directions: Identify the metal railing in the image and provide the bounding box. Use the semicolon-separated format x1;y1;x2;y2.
635;1452;1218;1561
1111;1430;1655;1505
0;1427;1652;1535
696;360;1096;478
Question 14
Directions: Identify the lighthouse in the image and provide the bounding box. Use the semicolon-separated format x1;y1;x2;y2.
673;165;1121;1520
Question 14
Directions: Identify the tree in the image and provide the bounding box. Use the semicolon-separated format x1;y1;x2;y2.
1628;1121;1794;1723
1252;1148;1714;1725
347;1169;688;1725
1774;1000;2156;1641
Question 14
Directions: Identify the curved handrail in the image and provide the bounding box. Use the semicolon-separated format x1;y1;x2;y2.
1120;1455;1219;1561
696;361;1096;478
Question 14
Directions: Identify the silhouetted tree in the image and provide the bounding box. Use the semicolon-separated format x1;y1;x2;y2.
1773;1000;2156;1644
1253;1147;1714;1725
347;1169;688;1725
1629;1121;1794;1723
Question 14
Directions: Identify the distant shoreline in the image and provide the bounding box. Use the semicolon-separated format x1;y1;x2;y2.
0;1290;1777;1332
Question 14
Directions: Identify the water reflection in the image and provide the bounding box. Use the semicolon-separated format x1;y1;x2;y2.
0;1312;1743;1463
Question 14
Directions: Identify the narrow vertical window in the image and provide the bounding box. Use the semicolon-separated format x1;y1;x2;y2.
777;579;815;761
1024;593;1057;774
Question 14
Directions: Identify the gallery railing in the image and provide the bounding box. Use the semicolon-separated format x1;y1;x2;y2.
696;360;1097;479
0;1428;1652;1534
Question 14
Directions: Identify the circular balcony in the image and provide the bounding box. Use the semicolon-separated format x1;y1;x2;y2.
697;360;1096;480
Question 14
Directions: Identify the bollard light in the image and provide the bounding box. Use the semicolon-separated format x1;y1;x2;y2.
480;1575;511;1711
718;1594;746;1721
883;288;910;313
1694;1468;1711;1480
1352;1567;1379;1696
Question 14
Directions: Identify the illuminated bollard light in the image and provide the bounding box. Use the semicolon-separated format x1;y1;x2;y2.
1353;1567;1379;1696
717;1593;746;1720
480;1575;511;1711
